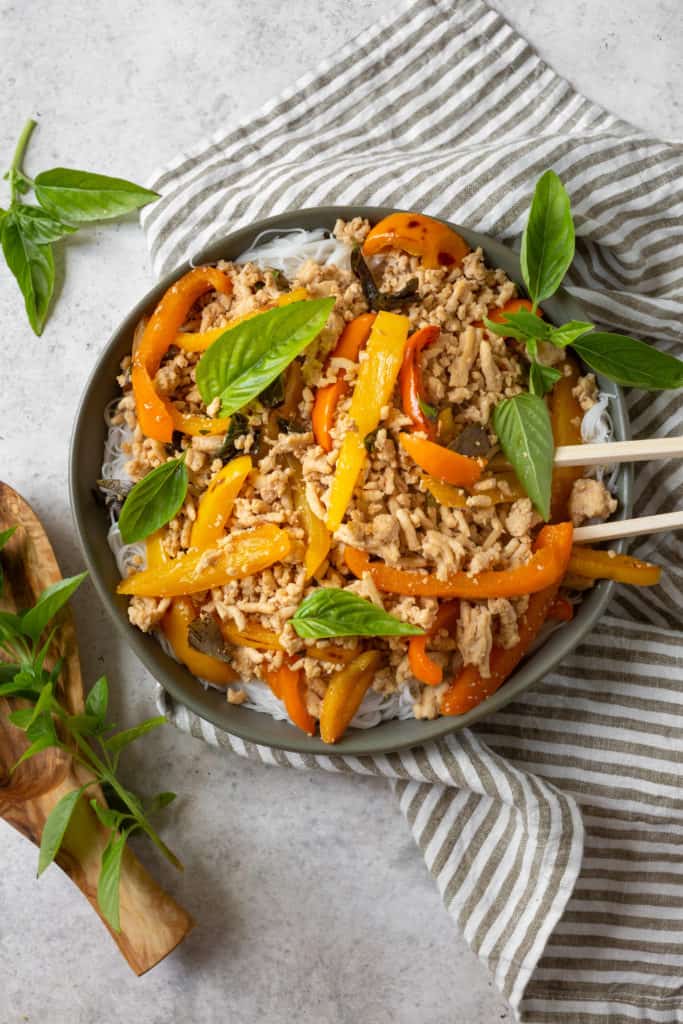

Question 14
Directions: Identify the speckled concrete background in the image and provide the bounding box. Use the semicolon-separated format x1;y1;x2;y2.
0;2;681;1022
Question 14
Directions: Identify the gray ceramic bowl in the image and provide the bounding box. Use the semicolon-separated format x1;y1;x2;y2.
69;206;632;755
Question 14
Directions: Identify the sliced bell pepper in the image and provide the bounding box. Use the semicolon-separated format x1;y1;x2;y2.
132;266;232;442
221;621;283;651
286;456;330;581
308;642;362;665
408;601;460;686
422;475;468;508
326;311;410;531
399;433;482;488
162;598;237;687
345;521;574;599
568;547;661;586
173;288;309;353
117;523;291;597
399;325;440;437
262;661;316;735
190;455;252;549
145;529;169;570
319;650;383;744
550;356;584;522
440;583;558;716
547;595;574;621
312;313;376;452
363;213;470;270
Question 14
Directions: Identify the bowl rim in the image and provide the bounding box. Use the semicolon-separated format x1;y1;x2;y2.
69;204;633;756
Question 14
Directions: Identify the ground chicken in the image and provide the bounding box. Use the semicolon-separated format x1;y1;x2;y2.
568;478;618;526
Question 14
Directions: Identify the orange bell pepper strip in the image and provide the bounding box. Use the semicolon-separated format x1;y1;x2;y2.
262;661;316;735
399;325;440;437
421;475;468;508
408;601;460;686
312;313;377;452
398;433;482;488
547;595;574;621
345;521;574;599
326;311;410;531
190;455;252;549
117;523;291;597
132;266;232;442
550;356;584;522
568;547;661;586
440;584;559;716
319;650;383;744
162;598;237;687
363;213;470;270
221;621;283;651
173;288;309;353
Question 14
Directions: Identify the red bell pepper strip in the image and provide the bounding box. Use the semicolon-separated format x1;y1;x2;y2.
408;600;460;686
262;660;316;735
399;325;440;437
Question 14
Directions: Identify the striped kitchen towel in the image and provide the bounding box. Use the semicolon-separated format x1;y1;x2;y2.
141;1;683;1020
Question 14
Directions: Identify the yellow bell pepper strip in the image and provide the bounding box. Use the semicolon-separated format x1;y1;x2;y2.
363;213;470;270
345;521;574;599
162;598;237;687
132;266;232;442
312;313;377;452
399;325;440;437
117;523;290;597
221;621;283;651
441;584;558;717
326;311;410;531
308;642;363;665
287;456;330;581
145;529;169;569
422;475;468;508
567;547;661;586
190;455;252;549
319;650;383;744
399;433;482;488
173;288;309;353
408;601;460;686
262;661;316;735
550;356;584;522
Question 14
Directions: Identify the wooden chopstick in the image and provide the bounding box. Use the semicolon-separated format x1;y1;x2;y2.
573;510;683;544
554;436;683;467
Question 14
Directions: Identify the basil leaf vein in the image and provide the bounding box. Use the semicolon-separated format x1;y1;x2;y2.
292;588;424;640
493;393;554;520
520;169;574;306
571;332;683;390
196;298;335;416
118;457;188;544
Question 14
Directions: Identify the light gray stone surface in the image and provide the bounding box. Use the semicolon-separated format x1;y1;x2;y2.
0;2;680;1022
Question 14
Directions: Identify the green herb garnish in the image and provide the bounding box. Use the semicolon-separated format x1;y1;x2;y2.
196;297;334;416
1;119;158;335
118;455;188;544
488;168;683;519
292;587;424;640
0;530;179;931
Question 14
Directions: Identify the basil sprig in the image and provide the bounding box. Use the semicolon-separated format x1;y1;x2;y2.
196;297;335;416
0;532;179;931
292;587;424;640
118;455;188;544
1;119;158;335
488;168;683;519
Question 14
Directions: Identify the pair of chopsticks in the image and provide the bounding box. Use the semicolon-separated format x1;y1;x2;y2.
553;436;683;544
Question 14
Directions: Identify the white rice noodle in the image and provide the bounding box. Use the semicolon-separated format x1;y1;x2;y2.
101;232;619;729
237;227;351;277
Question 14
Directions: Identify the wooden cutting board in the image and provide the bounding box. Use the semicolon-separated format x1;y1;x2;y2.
0;482;194;974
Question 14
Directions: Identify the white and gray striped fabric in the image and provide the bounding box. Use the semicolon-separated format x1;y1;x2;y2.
142;1;683;1019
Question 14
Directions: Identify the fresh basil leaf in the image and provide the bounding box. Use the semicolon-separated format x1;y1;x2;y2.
0;609;23;644
118;457;188;544
418;397;438;421
529;362;562;397
571;332;683;390
547;320;593;348
526;337;539;359
1;212;54;335
9;707;35;729
13;731;60;769
97;832;128;932
196;298;335;416
104;716;167;756
34;168;159;224
0;526;16;551
493;393;554;520
485;310;550;342
292;588;424;640
0;676;37;699
38;787;88;876
520;170;574;305
91;799;128;832
258;373;285;408
67;712;104;736
85;675;109;723
21;571;88;643
147;791;176;814
12;205;76;244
